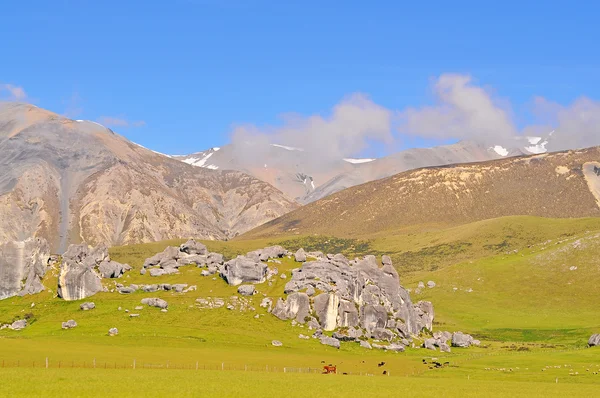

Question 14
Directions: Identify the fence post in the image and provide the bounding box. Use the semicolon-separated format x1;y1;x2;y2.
46;357;48;369
133;359;136;370
196;361;198;370
221;362;224;371
93;358;96;368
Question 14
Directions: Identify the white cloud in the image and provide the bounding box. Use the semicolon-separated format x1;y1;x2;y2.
0;83;27;101
397;74;516;145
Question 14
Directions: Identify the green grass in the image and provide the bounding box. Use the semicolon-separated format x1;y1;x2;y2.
2;215;600;395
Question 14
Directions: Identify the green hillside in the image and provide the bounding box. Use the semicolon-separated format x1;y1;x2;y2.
1;215;600;395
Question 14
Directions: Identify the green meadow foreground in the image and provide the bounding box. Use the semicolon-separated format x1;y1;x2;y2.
1;216;600;396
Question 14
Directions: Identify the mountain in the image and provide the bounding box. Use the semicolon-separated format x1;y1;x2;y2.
241;146;600;239
0;103;298;251
175;136;555;204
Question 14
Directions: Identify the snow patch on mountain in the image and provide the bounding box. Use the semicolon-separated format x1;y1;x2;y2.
271;144;304;151
344;158;376;164
491;146;509;157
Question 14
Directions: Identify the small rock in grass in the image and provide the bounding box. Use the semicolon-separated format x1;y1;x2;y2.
272;340;283;347
108;327;118;336
80;302;95;311
62;320;77;329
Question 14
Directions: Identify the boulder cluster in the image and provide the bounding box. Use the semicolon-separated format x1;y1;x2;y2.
270;250;434;349
58;244;131;301
115;283;195;294
142;240;223;277
220;246;288;286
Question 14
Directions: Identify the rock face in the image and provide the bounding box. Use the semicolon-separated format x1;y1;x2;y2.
221;256;268;286
589;334;600;347
282;254;433;337
58;244;131;301
0;238;50;300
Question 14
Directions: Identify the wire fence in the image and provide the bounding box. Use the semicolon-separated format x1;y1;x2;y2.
0;358;379;376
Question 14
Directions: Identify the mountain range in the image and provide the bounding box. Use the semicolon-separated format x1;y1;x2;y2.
0;102;592;251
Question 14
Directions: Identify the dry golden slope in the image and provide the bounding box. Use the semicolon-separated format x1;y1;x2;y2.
242;147;600;239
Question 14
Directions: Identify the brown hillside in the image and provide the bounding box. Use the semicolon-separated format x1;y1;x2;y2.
242;147;600;239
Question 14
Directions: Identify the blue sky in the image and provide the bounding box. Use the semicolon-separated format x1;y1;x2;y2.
1;0;599;156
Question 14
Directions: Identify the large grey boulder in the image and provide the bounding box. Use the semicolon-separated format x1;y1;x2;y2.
337;300;359;328
451;332;474;348
0;238;50;300
141;298;168;309
423;338;437;350
320;336;341;349
98;260;131;279
294;248;307;262
58;244;104;301
118;286;137;294
589;334;600;347
179;239;207;256
62;320;77;329
237;285;256;296
271;293;311;323
371;328;395;342
221;257;268;286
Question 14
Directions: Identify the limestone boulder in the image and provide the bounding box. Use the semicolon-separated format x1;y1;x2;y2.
221;257;268;286
271;293;311;323
0;238;50;300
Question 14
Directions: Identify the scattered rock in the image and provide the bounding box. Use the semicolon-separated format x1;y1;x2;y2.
108;327;118;336
80;302;96;311
129;314;140;318
62;320;77;329
280;273;287;279
118;286;137;294
271;340;283;347
417;281;425;289
238;285;256;296
298;334;310;340
427;281;436;288
141;298;168;309
360;340;372;349
10;319;27;330
423;338;437;350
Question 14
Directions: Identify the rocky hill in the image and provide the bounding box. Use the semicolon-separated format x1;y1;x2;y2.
242;146;600;238
0;103;298;251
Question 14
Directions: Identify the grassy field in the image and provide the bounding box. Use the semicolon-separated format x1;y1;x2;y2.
1;215;600;396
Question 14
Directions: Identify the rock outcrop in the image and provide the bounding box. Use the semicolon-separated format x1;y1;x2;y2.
58;244;130;301
282;254;433;337
0;238;50;300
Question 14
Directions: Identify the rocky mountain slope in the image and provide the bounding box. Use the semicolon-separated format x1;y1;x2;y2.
175;135;556;204
242;146;600;238
0;103;298;251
